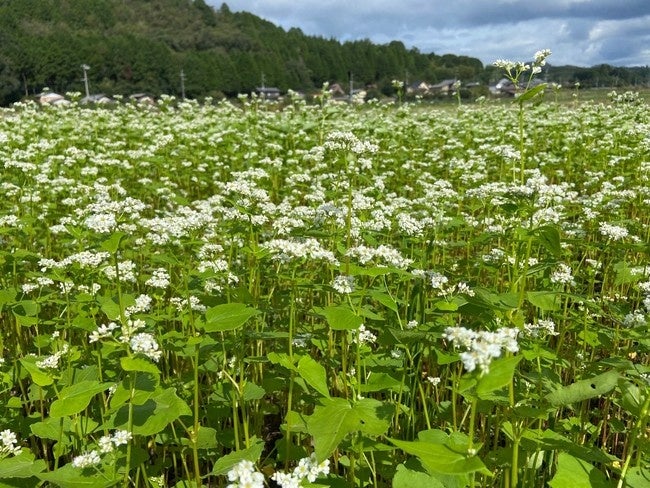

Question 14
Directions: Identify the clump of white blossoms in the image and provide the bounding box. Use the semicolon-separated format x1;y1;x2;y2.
623;310;646;328
346;244;413;269
73;430;133;469
524;318;559;338
599;222;629;241
550;263;576;287
226;460;265;488
493;48;551;88
36;343;70;370
98;430;132;454
129;333;162;362
146;267;171;289
443;326;519;373
71;450;102;468
352;324;377;345
331;274;355;294
88;319;162;362
0;429;22;457
271;453;331;487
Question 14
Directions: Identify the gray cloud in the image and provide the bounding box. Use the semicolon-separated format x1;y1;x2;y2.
212;1;650;66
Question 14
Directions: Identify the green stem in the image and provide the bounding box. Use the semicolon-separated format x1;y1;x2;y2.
617;393;650;488
123;371;137;486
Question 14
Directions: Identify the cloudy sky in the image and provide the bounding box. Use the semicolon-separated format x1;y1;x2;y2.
210;0;650;67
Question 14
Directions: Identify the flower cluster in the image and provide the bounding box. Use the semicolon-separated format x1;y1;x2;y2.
88;319;162;361
443;326;519;373
97;430;132;454
0;429;22;457
524;319;559;338
493;48;551;88
550;263;576;287
36;343;70;370
72;430;132;469
331;274;355;294
226;460;265;488
271;454;331;487
352;324;377;345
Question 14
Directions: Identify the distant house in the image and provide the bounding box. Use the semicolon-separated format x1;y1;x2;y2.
81;94;114;104
255;86;281;100
491;78;545;97
430;79;459;94
129;93;155;105
407;81;432;95
38;92;70;105
329;83;346;97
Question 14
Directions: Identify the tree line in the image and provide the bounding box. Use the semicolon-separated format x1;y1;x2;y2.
0;0;647;106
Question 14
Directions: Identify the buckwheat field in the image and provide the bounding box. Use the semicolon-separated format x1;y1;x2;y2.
0;69;649;487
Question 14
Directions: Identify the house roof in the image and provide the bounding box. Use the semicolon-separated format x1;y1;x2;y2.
430;79;458;89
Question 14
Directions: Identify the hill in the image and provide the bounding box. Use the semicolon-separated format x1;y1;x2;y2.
0;0;486;105
0;1;647;106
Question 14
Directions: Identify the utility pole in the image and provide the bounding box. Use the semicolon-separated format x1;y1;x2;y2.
261;72;266;90
348;71;353;102
81;64;90;98
180;69;186;100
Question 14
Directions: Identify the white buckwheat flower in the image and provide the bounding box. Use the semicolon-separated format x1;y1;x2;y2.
130;333;162;362
599;222;628;241
72;450;102;468
352;324;377;345
0;429;22;456
331;274;355;294
550;263;575;287
444;326;519;373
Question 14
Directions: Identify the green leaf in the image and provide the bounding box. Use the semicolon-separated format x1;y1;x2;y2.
50;381;113;417
623;466;650;488
110;388;191;436
120;357;161;376
548;452;613;488
367;290;398;312
613;261;642;286
203;303;259;333
546;370;619;406
110;372;158;408
307;398;390;462
315;305;363;330
344;263;398;277
520;428;616;465
527;291;561;311
476;355;522;399
267;352;298;372
0;287;17;309
283;410;309;434
0;451;46;479
100;232;126;254
19;358;53;387
619;379;644;417
242;382;266;401
31;417;72;443
393;464;445;488
359;372;408;393
211;440;265;476
12;300;39;317
38;463;119;488
188;426;218;450
517;83;547;103
534;225;561;257
388;437;490;476
297;355;331;398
